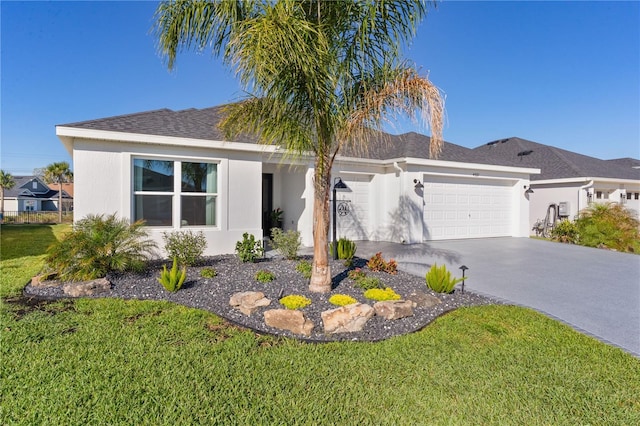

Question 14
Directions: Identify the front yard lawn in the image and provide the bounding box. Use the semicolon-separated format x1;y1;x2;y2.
1;225;639;424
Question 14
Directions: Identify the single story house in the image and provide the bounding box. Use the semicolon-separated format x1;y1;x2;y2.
472;137;640;230
56;106;539;256
2;175;72;212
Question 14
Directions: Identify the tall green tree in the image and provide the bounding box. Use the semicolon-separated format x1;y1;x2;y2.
43;161;73;223
154;0;444;292
0;170;16;222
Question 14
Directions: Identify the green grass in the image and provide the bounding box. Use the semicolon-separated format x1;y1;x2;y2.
1;225;639;425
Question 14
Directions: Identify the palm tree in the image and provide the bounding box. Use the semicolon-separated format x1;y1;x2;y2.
0;170;16;223
154;0;444;292
44;161;73;223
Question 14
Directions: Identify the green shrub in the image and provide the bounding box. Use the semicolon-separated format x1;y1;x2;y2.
328;294;358;306
158;257;187;292
331;237;357;266
347;268;366;281
235;232;264;262
552;219;579;243
364;287;401;301
279;294;311;310
200;267;217;278
45;213;156;281
366;252;398;274
255;270;275;283
162;230;207;266
575;203;640;253
354;276;383;291
426;264;464;294
295;260;312;279
270;228;301;260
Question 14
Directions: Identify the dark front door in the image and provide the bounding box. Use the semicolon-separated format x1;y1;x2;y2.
262;174;273;237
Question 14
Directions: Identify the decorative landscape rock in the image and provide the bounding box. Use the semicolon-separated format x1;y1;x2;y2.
229;291;271;316
407;290;441;308
321;303;374;334
62;278;111;297
373;300;414;320
264;309;314;336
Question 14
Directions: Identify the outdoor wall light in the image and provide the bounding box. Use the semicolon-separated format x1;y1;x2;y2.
523;185;534;195
413;179;424;189
459;265;469;293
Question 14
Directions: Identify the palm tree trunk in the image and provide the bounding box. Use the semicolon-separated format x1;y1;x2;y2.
308;156;333;293
58;182;63;223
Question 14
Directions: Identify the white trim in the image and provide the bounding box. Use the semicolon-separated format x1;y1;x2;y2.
533;177;640;185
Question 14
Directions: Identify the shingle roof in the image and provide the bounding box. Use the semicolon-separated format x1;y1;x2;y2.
61;106;507;165
472;137;640;181
4;176;71;199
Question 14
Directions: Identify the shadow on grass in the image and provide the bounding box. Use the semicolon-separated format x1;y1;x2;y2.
0;224;58;261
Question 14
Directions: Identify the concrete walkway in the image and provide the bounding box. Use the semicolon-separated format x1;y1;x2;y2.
311;238;640;357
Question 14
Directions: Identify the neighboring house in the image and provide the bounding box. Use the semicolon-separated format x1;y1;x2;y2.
56;106;539;256
472;137;640;230
3;176;72;212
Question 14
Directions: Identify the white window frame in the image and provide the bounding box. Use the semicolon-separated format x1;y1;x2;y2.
132;157;219;229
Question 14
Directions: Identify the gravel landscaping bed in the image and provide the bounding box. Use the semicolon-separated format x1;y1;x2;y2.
24;254;500;342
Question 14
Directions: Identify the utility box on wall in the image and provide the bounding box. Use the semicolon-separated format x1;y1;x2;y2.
558;201;570;217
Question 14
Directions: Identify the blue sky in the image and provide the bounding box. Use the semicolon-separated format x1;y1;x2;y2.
2;0;638;175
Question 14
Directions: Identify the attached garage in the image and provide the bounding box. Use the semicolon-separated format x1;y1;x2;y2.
423;175;513;240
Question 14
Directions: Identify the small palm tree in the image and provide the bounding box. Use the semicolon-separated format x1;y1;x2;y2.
154;0;444;292
0;170;16;223
43;161;73;223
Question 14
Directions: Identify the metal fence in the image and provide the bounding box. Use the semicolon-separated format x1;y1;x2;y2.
1;211;73;224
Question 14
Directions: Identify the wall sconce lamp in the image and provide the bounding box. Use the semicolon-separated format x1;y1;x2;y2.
524;185;534;195
413;179;424;189
459;265;469;293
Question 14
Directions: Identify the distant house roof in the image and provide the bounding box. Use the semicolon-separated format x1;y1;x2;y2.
5;176;72;200
472;137;640;181
59;106;521;167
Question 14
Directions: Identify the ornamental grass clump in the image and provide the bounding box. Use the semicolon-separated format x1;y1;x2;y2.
426;264;464;294
332;237;357;266
255;270;276;283
364;287;401;301
158;257;187;292
328;294;358;306
279;295;311;310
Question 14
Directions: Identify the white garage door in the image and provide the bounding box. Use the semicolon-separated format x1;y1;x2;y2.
423;176;513;240
334;175;370;241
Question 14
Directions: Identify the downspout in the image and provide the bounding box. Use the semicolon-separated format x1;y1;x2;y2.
393;162;406;243
578;180;594;218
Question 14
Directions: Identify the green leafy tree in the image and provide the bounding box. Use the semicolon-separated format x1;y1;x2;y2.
0;170;16;222
43;161;73;223
154;0;444;292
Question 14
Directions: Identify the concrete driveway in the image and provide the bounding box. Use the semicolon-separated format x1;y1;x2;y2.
328;238;640;357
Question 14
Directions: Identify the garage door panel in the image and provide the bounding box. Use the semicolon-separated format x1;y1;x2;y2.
424;176;513;240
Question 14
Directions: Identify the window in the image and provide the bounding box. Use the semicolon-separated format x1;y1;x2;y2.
133;159;218;227
635;193;639;200
596;191;602;199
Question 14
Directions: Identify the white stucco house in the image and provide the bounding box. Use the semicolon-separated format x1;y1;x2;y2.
472;137;640;231
56;106;539;256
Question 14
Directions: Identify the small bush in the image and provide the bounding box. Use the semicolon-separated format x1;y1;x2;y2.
162;230;207;266
347;268;366;281
235;233;264;263
364;287;401;301
295;260;312;279
332;237;357;266
367;252;397;274
45;213;156;281
354;276;383;291
200;268;217;278
255;270;275;283
270;228;301;260
426;264;464;294
575;203;640;253
279;294;311;310
158;257;187;292
328;294;358;306
552;219;579;243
